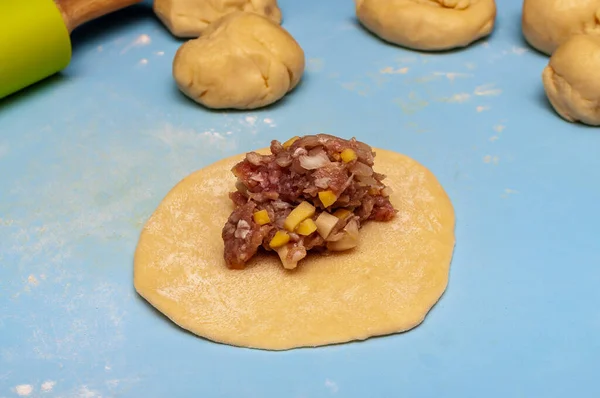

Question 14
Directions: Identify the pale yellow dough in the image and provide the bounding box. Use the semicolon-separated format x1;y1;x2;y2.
542;34;600;126
355;0;496;51
134;148;455;350
154;0;282;38
172;11;305;110
522;0;600;55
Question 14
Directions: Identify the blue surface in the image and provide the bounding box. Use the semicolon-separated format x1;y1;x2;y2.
1;0;600;397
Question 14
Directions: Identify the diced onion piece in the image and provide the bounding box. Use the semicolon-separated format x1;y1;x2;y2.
345;218;359;237
283;136;300;149
270;230;290;248
315;212;339;239
350;161;373;176
327;236;358;251
356;175;378;187
326;219;359;252
275;153;292;167
333;208;351;220
284;201;316;232
318;190;337;208
253;209;271;225
296;218;317;236
275;245;305;270
340;148;357;163
381;186;394;197
275;245;295;269
299;152;330;170
325;231;345;242
314;177;331;189
246;152;263;165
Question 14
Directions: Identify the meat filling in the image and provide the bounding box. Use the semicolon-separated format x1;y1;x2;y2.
222;134;397;270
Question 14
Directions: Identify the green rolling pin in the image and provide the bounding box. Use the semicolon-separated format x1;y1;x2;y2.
0;0;142;100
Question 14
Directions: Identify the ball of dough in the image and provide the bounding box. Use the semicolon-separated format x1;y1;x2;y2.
154;0;282;38
542;34;600;126
355;0;496;51
172;11;305;110
522;0;600;55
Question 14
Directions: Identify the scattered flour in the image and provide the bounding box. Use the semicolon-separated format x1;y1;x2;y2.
41;380;56;392
433;72;472;82
120;34;151;54
307;58;324;72
474;84;502;96
27;275;38;286
483;155;500;165
325;379;339;394
502;188;519;199
15;384;33;396
380;66;409;74
442;93;471;103
76;386;101;398
512;46;528;55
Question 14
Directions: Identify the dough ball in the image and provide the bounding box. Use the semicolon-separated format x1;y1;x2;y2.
355;0;496;51
172;11;305;110
522;0;600;55
542;34;600;126
154;0;282;38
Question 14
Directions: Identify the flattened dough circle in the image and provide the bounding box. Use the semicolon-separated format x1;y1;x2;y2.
355;0;496;51
134;148;456;350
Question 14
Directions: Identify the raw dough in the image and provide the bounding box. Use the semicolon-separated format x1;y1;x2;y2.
542;34;600;126
522;0;600;55
355;0;496;51
154;0;282;38
172;11;305;110
134;148;456;350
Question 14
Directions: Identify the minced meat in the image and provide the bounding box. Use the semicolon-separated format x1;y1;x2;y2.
222;134;397;270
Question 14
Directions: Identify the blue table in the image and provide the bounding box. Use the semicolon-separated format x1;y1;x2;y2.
2;1;599;397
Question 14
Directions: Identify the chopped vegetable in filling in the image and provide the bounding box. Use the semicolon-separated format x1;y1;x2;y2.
221;134;398;270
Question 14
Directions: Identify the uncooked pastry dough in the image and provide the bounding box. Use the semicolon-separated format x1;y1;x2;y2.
522;0;600;55
154;0;282;38
542;34;600;126
172;11;305;110
355;0;496;51
134;148;456;350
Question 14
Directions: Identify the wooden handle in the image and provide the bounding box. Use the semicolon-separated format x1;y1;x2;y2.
55;0;143;32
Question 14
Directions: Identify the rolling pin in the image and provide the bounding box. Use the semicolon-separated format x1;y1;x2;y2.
0;0;142;100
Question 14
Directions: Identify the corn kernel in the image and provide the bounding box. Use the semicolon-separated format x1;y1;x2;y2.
340;148;357;163
318;190;337;208
284;201;316;231
282;136;300;149
296;218;317;236
369;188;380;195
333;209;351;220
269;230;290;248
253;209;271;225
